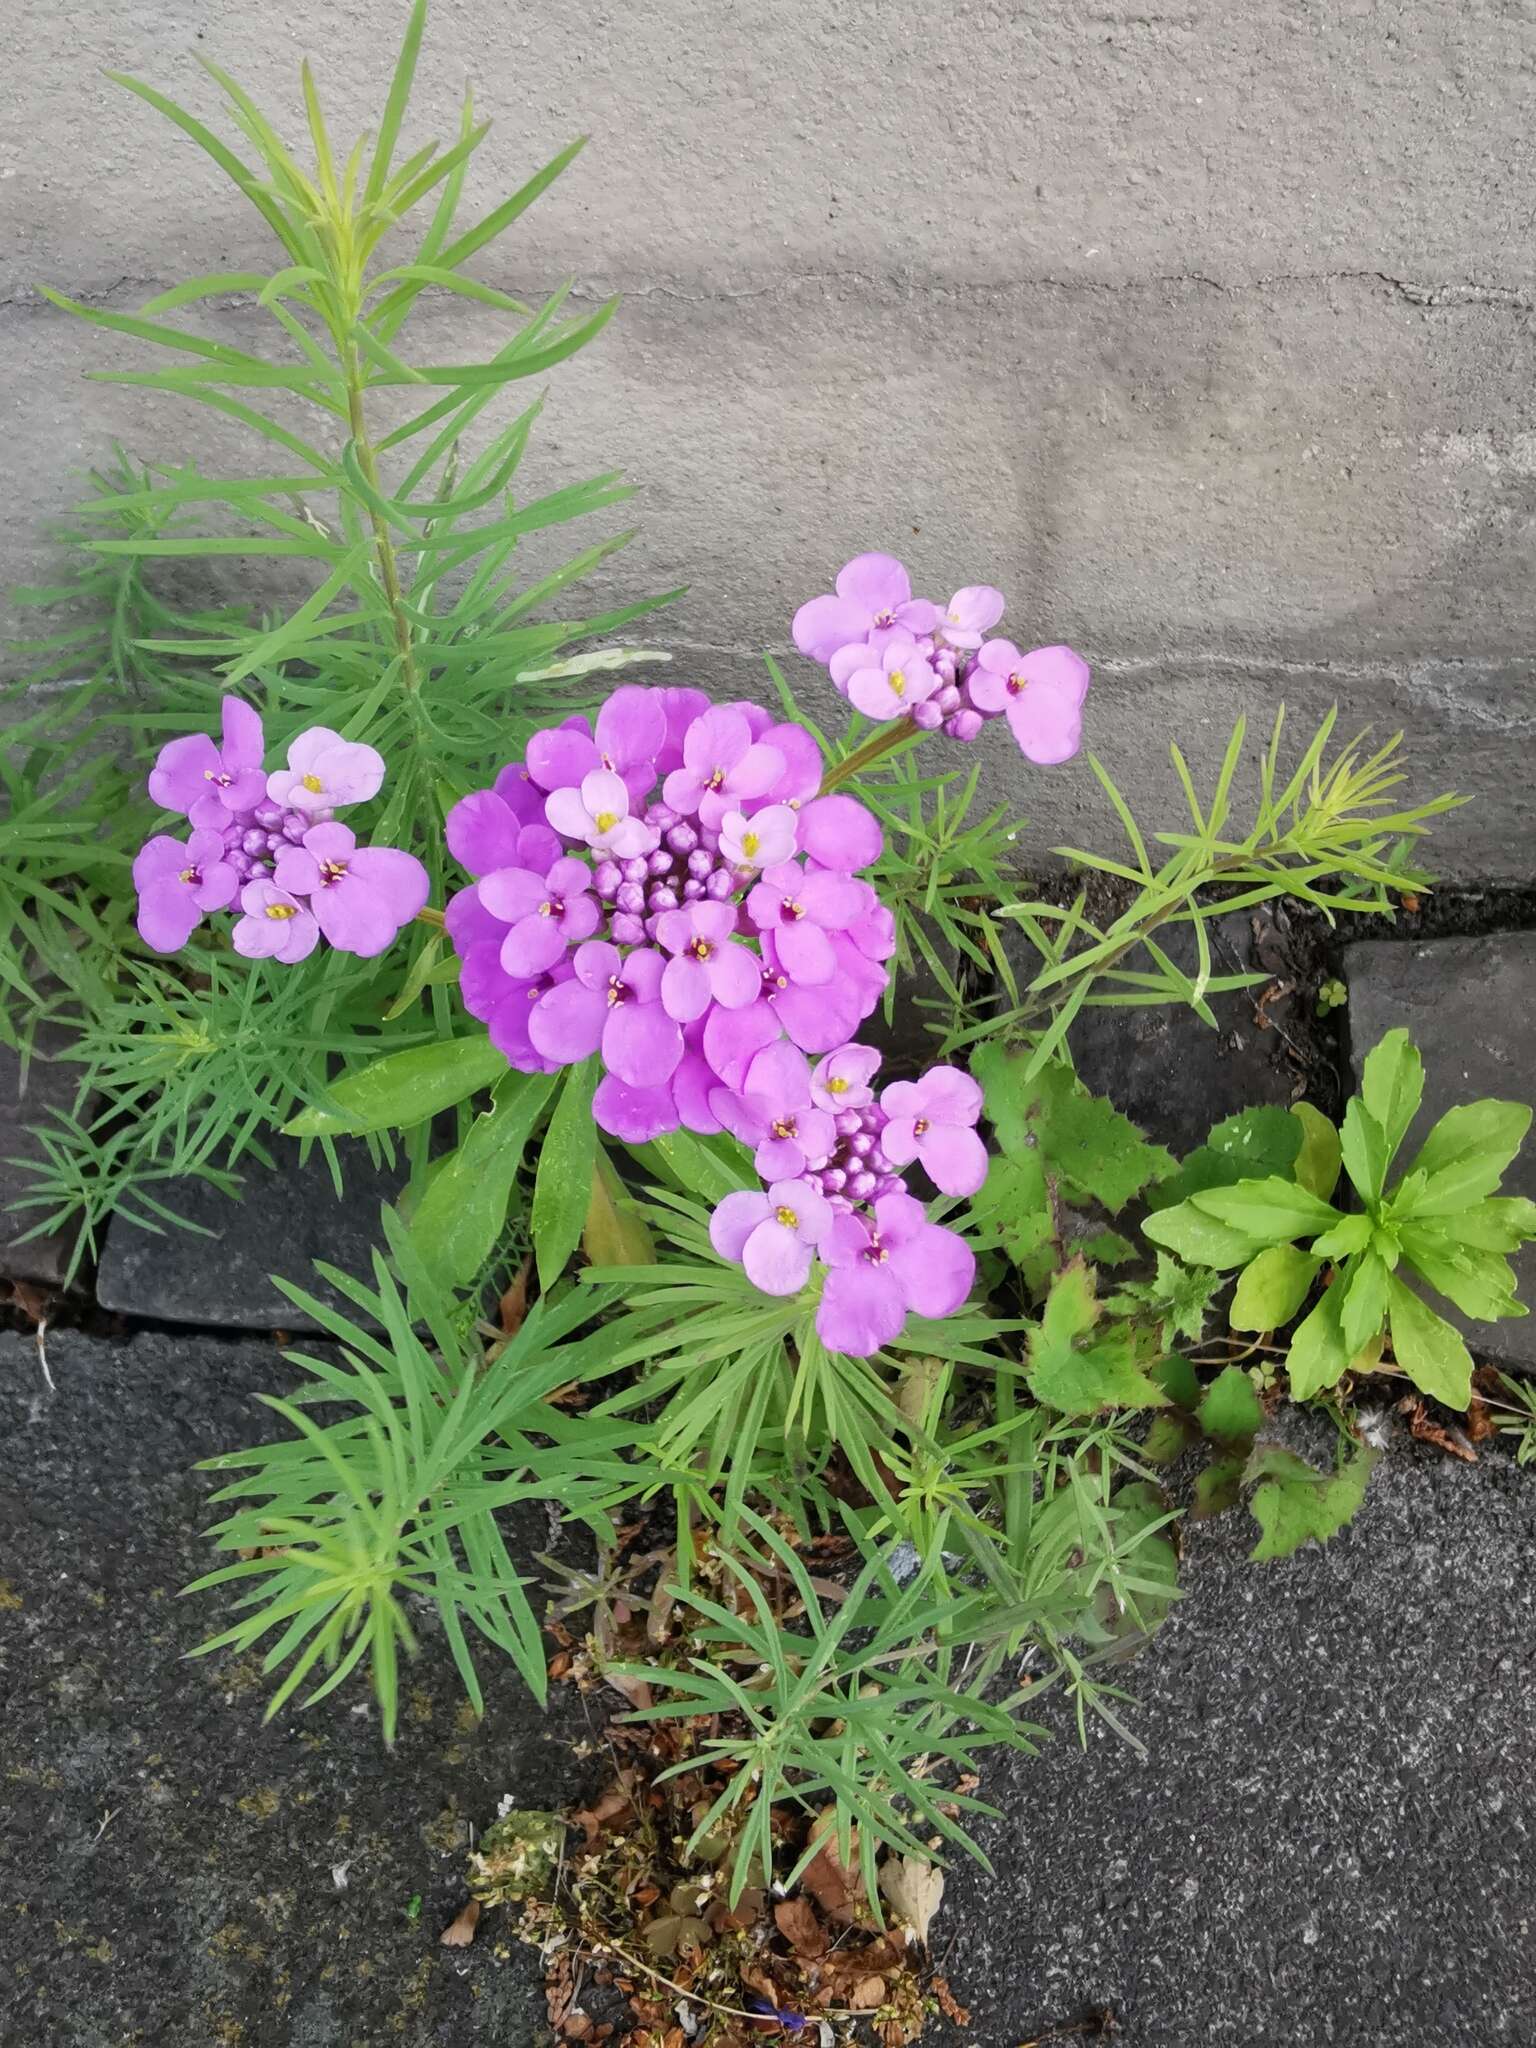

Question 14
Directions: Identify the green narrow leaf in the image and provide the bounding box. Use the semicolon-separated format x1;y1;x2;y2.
531;1059;600;1290
365;0;427;203
283;1038;508;1138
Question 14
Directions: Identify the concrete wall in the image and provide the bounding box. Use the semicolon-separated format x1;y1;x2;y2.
5;0;1536;875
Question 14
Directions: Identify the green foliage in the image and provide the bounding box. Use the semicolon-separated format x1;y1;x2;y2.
187;1207;626;1737
1245;1438;1378;1561
955;710;1460;1066
1146;1029;1536;1410
3;0;667;1263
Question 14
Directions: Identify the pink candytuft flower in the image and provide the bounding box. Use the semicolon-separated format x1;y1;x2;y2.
815;1193;976;1356
718;804;797;870
966;642;1091;765
662;707;785;829
712;1039;837;1182
527;940;682;1086
273;821;429;958
479;855;603;978
879;1066;988;1195
654;901;760;1022
745;861;870;987
148;696;267;827
842;633;941;723
710;1176;833;1294
792;553;938;664
266;726;385;815
935;585;1005;650
132;829;240;952
544;768;658;858
231;880;319;964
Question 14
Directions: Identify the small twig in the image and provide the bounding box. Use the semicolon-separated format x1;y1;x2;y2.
36;1318;54;1394
573;1937;861;2025
91;1807;117;1842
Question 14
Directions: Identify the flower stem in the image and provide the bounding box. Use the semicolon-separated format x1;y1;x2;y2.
342;351;421;694
817;716;922;794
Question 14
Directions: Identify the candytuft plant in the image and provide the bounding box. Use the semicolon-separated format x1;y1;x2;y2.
5;4;1533;1965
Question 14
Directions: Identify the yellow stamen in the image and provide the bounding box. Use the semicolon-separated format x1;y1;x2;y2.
828;1075;849;1094
889;668;907;697
301;773;324;794
741;831;760;858
265;903;298;922
594;810;619;833
774;1206;798;1228
914;1117;930;1135
178;867;197;884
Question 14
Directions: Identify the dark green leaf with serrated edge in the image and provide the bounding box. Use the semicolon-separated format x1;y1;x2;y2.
1245;1440;1378;1560
1197;1365;1265;1445
1027;1262;1169;1414
1146;1106;1301;1213
1193;1453;1245;1519
973;1044;1175;1213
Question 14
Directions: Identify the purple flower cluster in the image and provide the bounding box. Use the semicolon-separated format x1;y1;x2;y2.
445;686;890;1135
133;696;428;963
792;551;1091;763
709;1051;984;1357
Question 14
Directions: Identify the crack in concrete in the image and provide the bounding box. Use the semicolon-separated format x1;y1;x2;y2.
3;268;1534;317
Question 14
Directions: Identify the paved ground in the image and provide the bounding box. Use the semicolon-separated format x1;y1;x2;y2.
2;1329;1533;2047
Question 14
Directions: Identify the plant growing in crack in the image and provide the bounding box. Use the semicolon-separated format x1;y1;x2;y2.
3;4;1534;2037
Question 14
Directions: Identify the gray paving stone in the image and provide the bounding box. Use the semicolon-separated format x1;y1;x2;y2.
0;1327;579;2047
0;1024;86;1287
1343;930;1536;1370
945;1429;1536;2046
95;1140;411;1332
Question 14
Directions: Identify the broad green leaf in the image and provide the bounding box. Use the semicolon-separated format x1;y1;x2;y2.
1190;1178;1342;1243
1398;1229;1523;1322
1197;1366;1265;1446
1407;1197;1536;1255
1387;1275;1474;1409
1309;1212;1372;1260
1339;1249;1390;1356
1147;1106;1301;1212
1026;1260;1168;1415
1142;1202;1267;1271
1142;1411;1196;1466
1284;1282;1351;1400
1229;1244;1320;1333
284;1038;508;1137
1359;1028;1424;1161
531;1059;600;1290
1339;1098;1389;1206
1245;1440;1378;1560
973;1047;1174;1214
1290;1102;1343;1202
1193;1452;1246;1519
1152;1353;1201;1411
1395;1100;1532;1216
411;1069;555;1289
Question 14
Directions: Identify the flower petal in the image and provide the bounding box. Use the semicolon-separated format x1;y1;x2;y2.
816;1264;906;1355
743;1219;813;1295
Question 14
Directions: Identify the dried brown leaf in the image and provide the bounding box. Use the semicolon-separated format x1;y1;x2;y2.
498;1255;532;1337
877;1855;945;1946
773;1895;827;1958
851;1974;887;2010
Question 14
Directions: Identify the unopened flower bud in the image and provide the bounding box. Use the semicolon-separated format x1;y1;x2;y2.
704;869;735;900
620;856;649;884
686;848;714;880
592;859;622;899
648;884;680;913
609;910;646;945
681;877;706;901
666;823;699;857
615;881;646;915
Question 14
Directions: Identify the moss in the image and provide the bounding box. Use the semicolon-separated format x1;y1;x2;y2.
467;1810;567;1907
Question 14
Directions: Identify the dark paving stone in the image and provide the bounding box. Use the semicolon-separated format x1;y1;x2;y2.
0;1327;589;2048
944;1424;1536;2046
1008;904;1336;1156
1343;931;1536;1369
95;1141;411;1332
0;1025;86;1286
